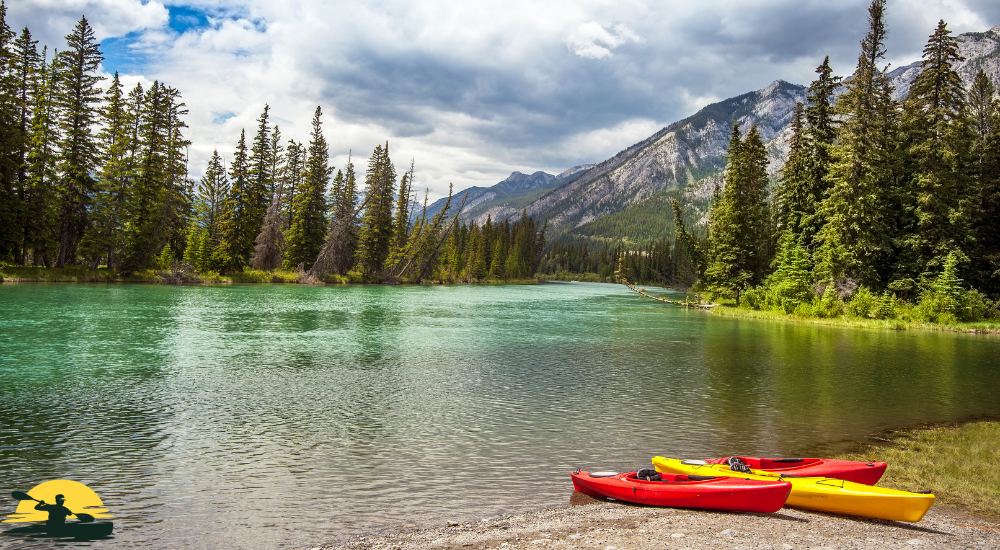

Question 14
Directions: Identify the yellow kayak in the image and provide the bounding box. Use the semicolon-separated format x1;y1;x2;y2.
652;457;935;522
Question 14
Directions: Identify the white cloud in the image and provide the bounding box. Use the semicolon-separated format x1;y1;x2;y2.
8;0;1000;201
8;0;167;43
568;21;644;59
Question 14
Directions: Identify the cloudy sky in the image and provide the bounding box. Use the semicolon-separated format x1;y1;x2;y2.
8;0;1000;199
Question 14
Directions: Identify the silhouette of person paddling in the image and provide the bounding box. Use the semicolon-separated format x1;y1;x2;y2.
34;494;75;527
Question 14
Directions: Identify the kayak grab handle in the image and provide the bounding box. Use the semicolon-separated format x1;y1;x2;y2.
773;458;804;463
686;475;717;481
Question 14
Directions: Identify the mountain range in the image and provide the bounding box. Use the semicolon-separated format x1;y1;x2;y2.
434;23;1000;245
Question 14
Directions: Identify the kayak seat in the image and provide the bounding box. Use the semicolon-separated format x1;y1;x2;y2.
636;468;662;482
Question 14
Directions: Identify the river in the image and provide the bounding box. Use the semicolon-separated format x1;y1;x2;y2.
1;282;997;548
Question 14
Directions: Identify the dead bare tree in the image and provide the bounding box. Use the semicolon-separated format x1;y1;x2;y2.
250;182;286;271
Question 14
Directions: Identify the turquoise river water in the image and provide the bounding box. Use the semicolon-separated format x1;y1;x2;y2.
0;282;998;548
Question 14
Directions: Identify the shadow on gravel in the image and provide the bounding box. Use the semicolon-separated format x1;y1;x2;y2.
763;512;810;523
795;509;951;535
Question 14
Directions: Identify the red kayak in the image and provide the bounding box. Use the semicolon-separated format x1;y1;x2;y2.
702;457;888;485
571;470;791;513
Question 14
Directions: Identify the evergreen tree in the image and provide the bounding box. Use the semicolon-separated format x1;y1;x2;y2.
814;0;897;288
968;71;1000;294
284;106;330;270
282;139;304;229
119;82;190;272
246;104;272;235
21;47;59;266
309;159;360;278
218;129;251;270
705;123;771;301
197;149;228;243
80;72;134;269
0;3;19;260
902;20;973;279
774;102;810;238
800;56;841;248
53;16;104;266
268;123;284;203
6;27;42;261
356;141;397;276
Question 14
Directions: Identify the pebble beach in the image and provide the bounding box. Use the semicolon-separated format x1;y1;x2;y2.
317;493;1000;550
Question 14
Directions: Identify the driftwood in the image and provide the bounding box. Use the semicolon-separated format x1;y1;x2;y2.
616;261;716;309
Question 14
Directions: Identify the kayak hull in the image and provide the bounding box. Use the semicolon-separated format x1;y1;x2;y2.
5;521;114;538
653;457;934;522
571;470;791;514
704;456;887;485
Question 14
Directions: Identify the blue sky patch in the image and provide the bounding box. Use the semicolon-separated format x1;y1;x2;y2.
100;33;148;75
213;112;238;124
168;5;212;34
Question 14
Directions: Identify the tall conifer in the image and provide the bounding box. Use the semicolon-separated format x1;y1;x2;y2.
356;142;397;276
814;0;897;288
53;16;104;266
284;106;330;269
902;20;973;278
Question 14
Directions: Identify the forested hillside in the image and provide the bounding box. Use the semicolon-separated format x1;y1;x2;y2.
0;3;547;283
686;1;1000;324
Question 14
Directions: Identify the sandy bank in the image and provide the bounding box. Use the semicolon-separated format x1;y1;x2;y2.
316;494;999;550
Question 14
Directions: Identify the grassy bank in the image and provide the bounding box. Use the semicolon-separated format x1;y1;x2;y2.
537;271;610;283
0;264;541;286
711;304;1000;334
838;421;1000;519
0;264;302;284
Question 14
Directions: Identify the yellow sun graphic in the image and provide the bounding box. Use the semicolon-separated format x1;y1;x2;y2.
4;480;112;523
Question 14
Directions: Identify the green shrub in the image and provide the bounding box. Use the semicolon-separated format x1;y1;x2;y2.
871;292;898;320
816;284;844;318
916;291;960;324
959;289;990;322
792;301;814;317
741;286;768;310
846;286;876;318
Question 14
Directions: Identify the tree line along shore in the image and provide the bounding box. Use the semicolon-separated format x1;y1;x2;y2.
543;1;1000;330
4;0;1000;332
0;5;547;285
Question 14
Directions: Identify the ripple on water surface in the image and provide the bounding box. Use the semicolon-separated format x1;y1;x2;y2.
1;283;998;548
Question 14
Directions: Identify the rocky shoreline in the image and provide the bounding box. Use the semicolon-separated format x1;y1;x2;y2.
315;494;1000;550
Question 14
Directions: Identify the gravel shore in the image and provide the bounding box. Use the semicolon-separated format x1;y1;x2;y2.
316;493;1000;550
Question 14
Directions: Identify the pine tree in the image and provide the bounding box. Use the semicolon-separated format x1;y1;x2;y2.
21;47;59;266
774;102;810;238
246;104;272;236
268;124;284;204
968;71;1000;294
282;139;304;229
0;2;19;261
118;82;190;272
902;20;973;279
197;149;228;242
705;123;771;301
309;159;361;278
800;56;841;248
53;16;105;266
80;72;134;269
814;0;897;288
6;24;42;262
218;129;251;270
284;106;330;270
356;141;397;276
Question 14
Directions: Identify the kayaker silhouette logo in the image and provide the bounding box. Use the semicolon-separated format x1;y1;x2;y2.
3;480;114;540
